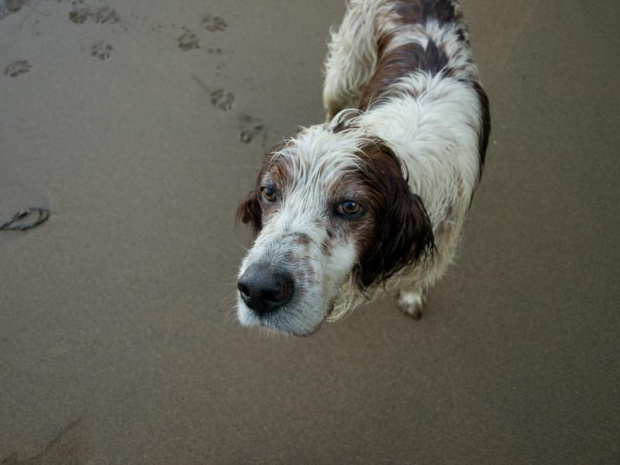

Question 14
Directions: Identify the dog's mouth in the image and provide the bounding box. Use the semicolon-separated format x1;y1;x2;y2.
237;298;327;337
260;317;324;338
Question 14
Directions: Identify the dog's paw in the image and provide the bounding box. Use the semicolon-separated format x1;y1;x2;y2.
397;290;426;320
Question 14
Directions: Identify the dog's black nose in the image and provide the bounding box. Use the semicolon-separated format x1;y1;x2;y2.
237;265;294;316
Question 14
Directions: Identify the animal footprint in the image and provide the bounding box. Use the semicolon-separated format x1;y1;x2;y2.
4;60;31;78
69;6;120;25
91;42;112;60
201;14;227;32
178;30;200;51
68;8;88;24
4;0;28;14
239;115;265;143
210;89;234;111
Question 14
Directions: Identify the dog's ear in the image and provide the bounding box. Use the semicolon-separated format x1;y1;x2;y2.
236;141;289;235
355;141;435;289
237;190;262;234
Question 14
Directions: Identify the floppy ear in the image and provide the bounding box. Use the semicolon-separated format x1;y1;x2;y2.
237;140;290;234
355;142;435;289
236;190;262;234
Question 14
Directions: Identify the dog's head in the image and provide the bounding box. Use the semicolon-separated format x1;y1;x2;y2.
236;124;434;336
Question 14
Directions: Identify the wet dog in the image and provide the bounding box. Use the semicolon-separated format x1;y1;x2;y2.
236;0;490;336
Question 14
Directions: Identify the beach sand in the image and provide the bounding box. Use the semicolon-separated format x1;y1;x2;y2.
1;0;618;463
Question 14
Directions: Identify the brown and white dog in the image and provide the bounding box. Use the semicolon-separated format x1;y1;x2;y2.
236;0;490;336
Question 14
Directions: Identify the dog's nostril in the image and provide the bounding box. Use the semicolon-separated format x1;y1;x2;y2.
237;282;250;298
237;266;295;316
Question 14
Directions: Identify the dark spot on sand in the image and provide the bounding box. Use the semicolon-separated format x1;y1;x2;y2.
178;30;200;51
191;76;235;112
91;41;112;60
239;115;265;143
68;8;87;23
3;0;28;14
4;60;31;77
201;14;227;32
69;6;120;25
210;88;234;111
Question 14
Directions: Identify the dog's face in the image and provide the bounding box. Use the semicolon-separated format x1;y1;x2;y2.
236;124;434;336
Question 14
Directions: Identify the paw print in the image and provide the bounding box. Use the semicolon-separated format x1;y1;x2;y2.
201;14;227;32
91;42;113;60
178;30;200;51
239;115;265;143
210;89;235;111
4;60;31;77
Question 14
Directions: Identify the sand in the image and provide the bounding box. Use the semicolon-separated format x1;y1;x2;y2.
1;0;619;463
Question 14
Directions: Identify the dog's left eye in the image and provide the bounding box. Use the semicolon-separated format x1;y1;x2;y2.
261;187;277;203
337;200;364;217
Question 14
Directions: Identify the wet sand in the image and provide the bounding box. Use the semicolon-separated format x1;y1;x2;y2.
1;0;619;463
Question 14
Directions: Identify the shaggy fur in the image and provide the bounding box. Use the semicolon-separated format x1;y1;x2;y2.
237;0;490;335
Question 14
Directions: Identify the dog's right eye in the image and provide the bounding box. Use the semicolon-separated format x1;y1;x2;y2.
261;187;277;203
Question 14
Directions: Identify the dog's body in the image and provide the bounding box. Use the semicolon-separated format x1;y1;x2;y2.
237;0;490;336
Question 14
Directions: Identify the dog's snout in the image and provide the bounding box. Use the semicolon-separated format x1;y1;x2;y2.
237;265;294;316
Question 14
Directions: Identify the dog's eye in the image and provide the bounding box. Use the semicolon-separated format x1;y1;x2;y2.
337;200;363;217
261;187;277;203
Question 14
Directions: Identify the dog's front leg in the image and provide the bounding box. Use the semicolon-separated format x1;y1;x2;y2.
397;287;426;320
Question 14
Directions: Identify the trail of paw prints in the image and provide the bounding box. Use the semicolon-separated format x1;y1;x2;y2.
4;60;31;78
201;14;227;32
90;41;112;60
239;115;265;144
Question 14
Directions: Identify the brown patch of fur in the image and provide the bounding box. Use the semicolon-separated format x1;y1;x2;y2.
236;190;262;234
293;234;311;246
391;0;460;26
320;237;333;256
350;139;435;288
359;40;449;110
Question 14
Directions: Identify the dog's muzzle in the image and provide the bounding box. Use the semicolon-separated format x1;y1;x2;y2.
237;264;295;316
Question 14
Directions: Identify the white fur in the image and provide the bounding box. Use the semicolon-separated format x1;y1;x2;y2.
323;0;391;119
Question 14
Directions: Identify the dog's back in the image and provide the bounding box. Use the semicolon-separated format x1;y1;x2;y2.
325;0;489;159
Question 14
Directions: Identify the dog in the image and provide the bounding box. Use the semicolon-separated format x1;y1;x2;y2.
236;0;490;336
